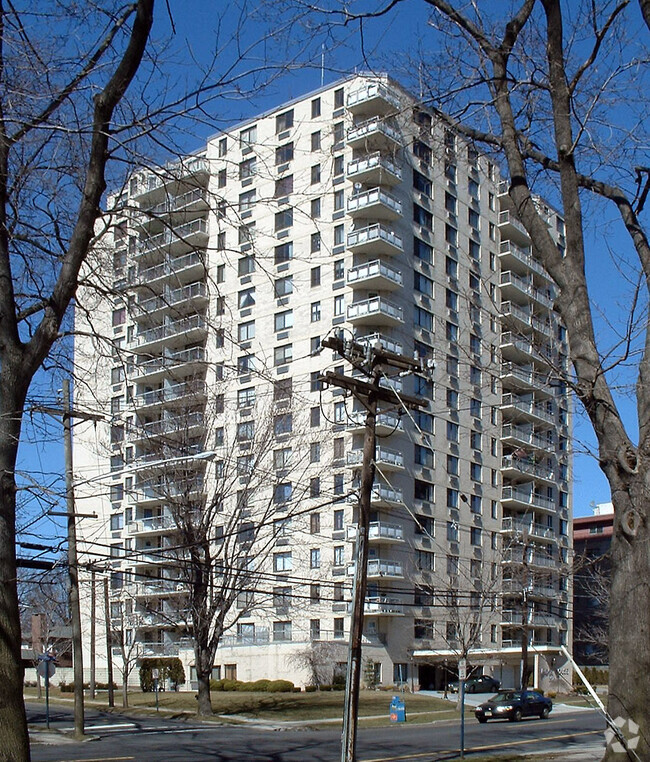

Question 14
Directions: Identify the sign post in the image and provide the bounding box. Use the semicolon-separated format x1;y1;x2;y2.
37;654;57;729
459;658;467;759
152;668;160;712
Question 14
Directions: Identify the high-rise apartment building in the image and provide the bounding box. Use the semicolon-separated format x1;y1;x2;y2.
74;74;572;691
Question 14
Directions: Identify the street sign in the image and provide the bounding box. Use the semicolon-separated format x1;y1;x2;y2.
37;658;56;679
459;658;467;682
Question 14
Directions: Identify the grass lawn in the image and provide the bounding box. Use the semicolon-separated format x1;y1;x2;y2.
25;686;465;726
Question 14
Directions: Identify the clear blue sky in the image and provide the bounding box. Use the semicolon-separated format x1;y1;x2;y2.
20;0;643;547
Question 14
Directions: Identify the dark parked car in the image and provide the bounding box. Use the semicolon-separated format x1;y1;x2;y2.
448;675;500;694
474;690;552;723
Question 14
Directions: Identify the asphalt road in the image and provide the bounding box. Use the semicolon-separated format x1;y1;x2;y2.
28;702;606;761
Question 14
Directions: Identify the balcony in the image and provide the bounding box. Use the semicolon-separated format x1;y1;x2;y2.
500;332;551;368
347;117;402;149
138;218;209;257
501;516;556;543
499;240;550;281
347;152;402;186
498;209;531;247
347;260;402;292
347;296;403;326
347;409;404;434
137;250;206;287
136;188;209;228
134;380;206;410
501;393;554;425
140;642;181;657
501;485;556;513
502;548;558;570
346;81;401;114
136;282;208;321
130;346;205;384
369;521;404;543
501;610;558;628
501;455;556;484
347;223;403;255
501;301;553;339
348;558;404;578
132;157;209;202
131;411;205;443
501;362;553;398
502;580;556;599
346;482;402;506
356;332;403;356
347;187;401;220
502;422;553;452
137;314;207;352
501;271;554;310
221;629;271;648
128;579;187;598
364;596;404;615
127;515;176;536
347;446;404;470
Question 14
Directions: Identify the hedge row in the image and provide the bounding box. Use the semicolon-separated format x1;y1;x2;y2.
209;678;296;692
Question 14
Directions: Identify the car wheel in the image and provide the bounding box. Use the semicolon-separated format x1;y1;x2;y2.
512;708;522;722
540;706;550;719
477;717;487;724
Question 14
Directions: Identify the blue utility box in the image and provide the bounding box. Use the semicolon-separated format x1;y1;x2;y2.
390;695;406;723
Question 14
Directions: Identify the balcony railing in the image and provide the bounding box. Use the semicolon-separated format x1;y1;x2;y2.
133;411;205;439
132;157;209;199
502;548;558;569
138;187;208;221
132;346;205;378
502;423;553;450
137;314;207;347
364;596;404;615
347;187;402;220
501;485;556;512
346;81;401;112
347;223;403;253
347;410;403;432
137;282;207;316
139;218;208;255
501;455;556;482
369;521;404;542
347;296;403;324
347;152;402;183
499;239;549;280
501;393;555;424
501;271;555;309
347;117;402;146
356;332;403;356
347;446;403;469
137;250;205;284
134;379;206;408
347;259;402;289
501;516;556;540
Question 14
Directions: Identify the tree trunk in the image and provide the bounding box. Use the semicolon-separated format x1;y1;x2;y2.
603;476;650;761
195;646;213;716
0;376;30;760
122;672;129;708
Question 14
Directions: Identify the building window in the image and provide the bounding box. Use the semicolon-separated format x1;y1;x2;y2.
334;401;346;423
273;621;292;642
274;482;293;505
310;406;320;427
471;527;482;546
311;130;321;151
274;310;293;332
470;495;482;514
413;204;433;230
275;174;293;198
276;109;293;133
237;387;255;408
275;208;293;231
311;97;321;118
334;618;345;639
274;412;292;435
239;157;256;179
334;87;344;108
310;442;321;463
311;266;321;287
274;447;292;470
310;548;321;569
275;142;294;165
414;237;433;263
238;287;255;309
447;455;459;476
311;164;321;184
274;275;293;297
415;444;434;468
310;477;321;498
218;137;227;156
414;306;433;331
238;321;255;342
274;242;293;264
333;546;344;566
311;197;321;218
239;189;256;211
334;188;344;210
273;551;292;572
274;344;292;366
334;224;344;246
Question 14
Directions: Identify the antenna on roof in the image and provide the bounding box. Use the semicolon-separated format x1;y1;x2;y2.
321;45;325;87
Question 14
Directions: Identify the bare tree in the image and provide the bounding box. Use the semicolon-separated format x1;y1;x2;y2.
106;591;144;708
0;5;154;754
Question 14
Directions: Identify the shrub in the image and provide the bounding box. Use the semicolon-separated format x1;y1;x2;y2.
139;658;186;692
267;679;295;693
305;685;318;692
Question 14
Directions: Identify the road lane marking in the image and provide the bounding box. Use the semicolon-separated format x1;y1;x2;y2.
364;728;603;762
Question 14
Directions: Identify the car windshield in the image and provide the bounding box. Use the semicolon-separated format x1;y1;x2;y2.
493;691;521;703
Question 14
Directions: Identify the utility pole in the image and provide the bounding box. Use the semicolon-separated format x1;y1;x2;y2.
63;378;85;738
90;568;96;699
321;336;428;762
520;532;531;691
104;576;115;707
